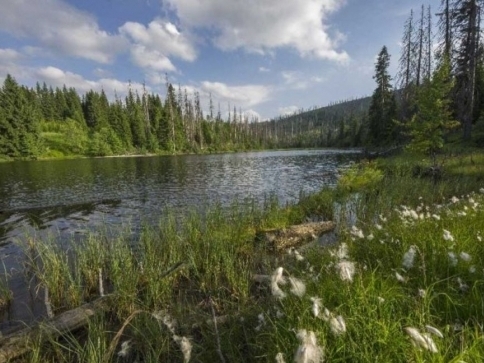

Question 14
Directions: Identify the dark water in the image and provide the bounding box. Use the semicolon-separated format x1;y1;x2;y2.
0;149;359;330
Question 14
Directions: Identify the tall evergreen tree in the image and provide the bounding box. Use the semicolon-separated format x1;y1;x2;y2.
368;46;398;146
0;75;42;157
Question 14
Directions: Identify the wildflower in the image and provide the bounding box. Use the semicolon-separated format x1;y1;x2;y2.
276;309;284;318
294;250;305;261
395;271;406;283
469;266;476;274
255;313;266;331
294;330;324;363
350;225;364;239
289;277;306;297
329;315;346;336
377;296;385;304
173;335;192;363
448;252;458;266
271;267;287;299
418;289;426;298
457;277;469;292
336;243;349;260
117;340;131;357
459;252;471;262
310;297;322;318
443;229;454;242
379;215;387;223
432;214;440;220
367;233;374;241
479;188;484;194
409;210;419;220
322;308;331;322
469;197;475;204
375;223;383;230
275;352;286;363
404;327;438;353
451;196;459;203
336;260;355;283
477;234;482;242
402;245;417;270
425;325;444;339
457;211;467;216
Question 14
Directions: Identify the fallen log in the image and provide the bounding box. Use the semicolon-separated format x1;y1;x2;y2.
256;221;335;251
0;296;111;363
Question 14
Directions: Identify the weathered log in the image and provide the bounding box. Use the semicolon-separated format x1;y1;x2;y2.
256;221;335;251
0;296;110;363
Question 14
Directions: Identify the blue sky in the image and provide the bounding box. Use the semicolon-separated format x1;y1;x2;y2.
0;0;431;120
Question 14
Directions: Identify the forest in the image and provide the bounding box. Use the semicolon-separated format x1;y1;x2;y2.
1;0;484;160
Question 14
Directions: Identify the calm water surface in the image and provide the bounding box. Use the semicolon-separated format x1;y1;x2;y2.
0;149;359;329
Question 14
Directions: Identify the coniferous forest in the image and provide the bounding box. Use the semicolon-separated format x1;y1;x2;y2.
1;0;484;160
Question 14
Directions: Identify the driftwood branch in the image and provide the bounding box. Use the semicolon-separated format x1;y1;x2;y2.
0;296;111;363
255;221;335;251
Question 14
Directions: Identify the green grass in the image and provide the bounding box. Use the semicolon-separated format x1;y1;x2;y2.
10;150;484;362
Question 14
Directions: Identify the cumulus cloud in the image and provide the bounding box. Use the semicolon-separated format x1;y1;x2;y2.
0;0;127;63
34;66;147;98
200;81;271;107
120;18;196;72
279;105;300;116
0;48;22;63
162;0;349;62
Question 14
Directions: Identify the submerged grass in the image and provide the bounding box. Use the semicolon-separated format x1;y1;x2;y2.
6;149;484;362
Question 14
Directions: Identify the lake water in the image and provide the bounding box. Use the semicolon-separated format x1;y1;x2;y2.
0;149;359;330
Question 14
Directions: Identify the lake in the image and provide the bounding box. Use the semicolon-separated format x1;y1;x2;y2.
0;149;359;329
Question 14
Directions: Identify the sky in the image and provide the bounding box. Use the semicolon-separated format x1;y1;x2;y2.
0;0;432;121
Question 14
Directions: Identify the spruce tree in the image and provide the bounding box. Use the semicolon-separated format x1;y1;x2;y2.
368;46;398;146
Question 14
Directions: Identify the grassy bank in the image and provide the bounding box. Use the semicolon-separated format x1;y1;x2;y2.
3;149;484;362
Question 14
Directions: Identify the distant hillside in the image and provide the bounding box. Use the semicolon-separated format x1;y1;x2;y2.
250;96;372;148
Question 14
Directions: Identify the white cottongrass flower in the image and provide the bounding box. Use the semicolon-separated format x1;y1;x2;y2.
469;265;476;274
375;223;383;230
432;214;441;220
459;252;471;262
404;327;438;353
377;296;385;304
350;225;364;239
402;245;417;270
271;267;287;299
367;233;374;241
336;243;349;260
379;214;387;223
294;330;324;363
409;210;419;220
336;260;356;283
479;188;484;194
418;289;426;298
477;234;482;242
448;252;458;266
443;229;454;242
275;352;286;363
117;340;131;357
457;211;467;216
173;335;192;363
329;315;346;336
322;308;331;322
294;250;305;261
457;277;469;292
289;277;306;297
395;271;406;283
255;313;266;331
451;196;459;203
425;325;444;339
310;297;322;318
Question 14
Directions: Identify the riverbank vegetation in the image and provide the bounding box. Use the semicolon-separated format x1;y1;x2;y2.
0;147;481;362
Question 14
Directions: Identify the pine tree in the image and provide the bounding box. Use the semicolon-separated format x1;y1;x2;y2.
0;75;42;157
368;46;398;146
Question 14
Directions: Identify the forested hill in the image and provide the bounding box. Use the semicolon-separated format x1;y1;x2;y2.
258;96;371;149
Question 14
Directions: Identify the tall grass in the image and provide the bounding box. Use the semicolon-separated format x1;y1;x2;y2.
11;150;484;362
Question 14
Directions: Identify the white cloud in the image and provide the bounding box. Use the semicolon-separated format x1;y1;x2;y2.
0;0;127;63
200;81;271;107
34;66;147;99
162;0;349;62
120;18;197;73
0;48;22;63
259;67;270;72
279;105;300;116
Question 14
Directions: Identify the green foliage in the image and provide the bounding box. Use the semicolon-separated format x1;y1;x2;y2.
406;58;460;165
337;161;384;194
